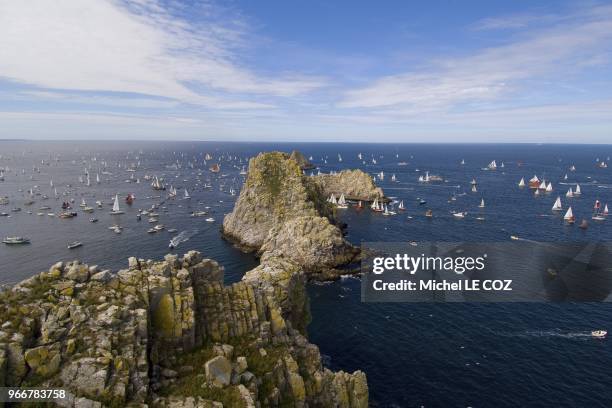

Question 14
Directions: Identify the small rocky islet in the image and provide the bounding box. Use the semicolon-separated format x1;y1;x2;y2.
0;151;383;407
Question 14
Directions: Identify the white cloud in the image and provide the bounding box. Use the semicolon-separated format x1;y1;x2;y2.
0;0;324;108
340;5;612;110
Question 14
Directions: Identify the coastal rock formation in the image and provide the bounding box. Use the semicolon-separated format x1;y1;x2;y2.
290;150;315;170
223;151;380;276
0;251;368;407
310;169;384;201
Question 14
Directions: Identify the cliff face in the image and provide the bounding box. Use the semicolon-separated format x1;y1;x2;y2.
222;152;379;276
0;251;368;407
309;170;384;201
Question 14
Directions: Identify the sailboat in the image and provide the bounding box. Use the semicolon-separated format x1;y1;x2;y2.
563;207;575;223
391;174;397;182
96;173;100;184
604;204;609;216
478;199;485;208
471;184;477;193
592;200;606;221
552;196;562;211
574;184;582;196
337;194;348;209
528;175;540;188
566;188;574;198
398;200;405;211
538;180;547;190
110;194;124;215
184;188;191;199
460;159;465;165
378;171;384;181
518;178;525;188
563;174;568;180
487;160;497;170
371;197;383;212
545;182;553;193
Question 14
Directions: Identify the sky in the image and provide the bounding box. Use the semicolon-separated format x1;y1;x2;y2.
0;0;611;142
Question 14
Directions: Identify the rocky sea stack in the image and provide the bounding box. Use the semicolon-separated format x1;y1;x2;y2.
223;151;383;279
0;151;379;407
0;251;368;407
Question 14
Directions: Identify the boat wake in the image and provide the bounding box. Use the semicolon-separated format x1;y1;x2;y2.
513;330;594;340
169;229;199;248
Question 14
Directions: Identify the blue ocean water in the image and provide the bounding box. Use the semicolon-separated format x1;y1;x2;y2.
1;141;611;407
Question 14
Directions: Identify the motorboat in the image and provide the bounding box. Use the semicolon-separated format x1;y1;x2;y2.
592;330;607;338
3;236;30;245
67;241;82;249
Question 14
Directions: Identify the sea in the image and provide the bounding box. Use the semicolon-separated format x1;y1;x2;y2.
1;141;611;407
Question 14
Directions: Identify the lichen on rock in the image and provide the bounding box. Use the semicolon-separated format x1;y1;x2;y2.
0;250;368;407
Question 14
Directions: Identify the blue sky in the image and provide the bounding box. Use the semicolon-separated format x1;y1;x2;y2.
0;0;611;142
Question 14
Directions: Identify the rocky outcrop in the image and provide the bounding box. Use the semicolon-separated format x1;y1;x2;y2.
290;150;315;170
0;251;368;407
310;169;384;201
223;151;379;278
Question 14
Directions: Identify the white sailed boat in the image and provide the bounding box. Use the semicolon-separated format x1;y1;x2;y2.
471;185;477;193
545;182;553;193
574;184;582;196
470;178;477;185
184;188;190;199
487;160;497;170
96;173;100;183
328;193;337;205
378;171;384;181
563;174;568;180
552;196;562;211
398;200;405;211
538;180;547;190
391;174;396;182
110;194;124;215
478;199;485;208
337;194;348;209
592;200;606;221
604;204;609;216
570;165;576;172
518;178;525;187
529;175;540;188
563;207;575;223
460;159;465;165
566;188;574;198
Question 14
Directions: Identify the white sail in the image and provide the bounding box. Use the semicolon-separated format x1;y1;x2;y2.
539;180;547;190
604;204;609;215
488;160;497;169
371;197;378;210
564;206;574;220
112;195;120;212
546;182;553;192
552;196;562;211
424;171;430;182
338;194;346;205
563;174;568;180
574;184;581;195
184;188;190;199
479;199;485;208
471;185;477;193
518;178;525;187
